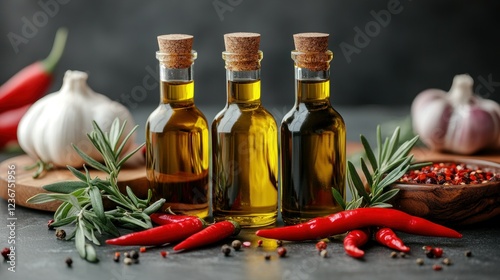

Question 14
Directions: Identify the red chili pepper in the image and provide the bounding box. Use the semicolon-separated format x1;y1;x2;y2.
0;28;67;114
343;229;369;258
150;213;197;225
375;227;410;252
255;208;462;241
105;218;206;246
0;104;31;150
173;221;240;251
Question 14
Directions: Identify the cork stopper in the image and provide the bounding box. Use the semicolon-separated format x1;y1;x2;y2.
157;34;194;68
223;32;262;71
292;33;332;71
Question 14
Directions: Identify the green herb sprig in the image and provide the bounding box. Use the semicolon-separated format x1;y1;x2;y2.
27;119;164;262
333;125;430;210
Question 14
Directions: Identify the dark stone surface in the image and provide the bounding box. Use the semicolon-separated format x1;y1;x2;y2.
2;106;499;279
1;198;500;280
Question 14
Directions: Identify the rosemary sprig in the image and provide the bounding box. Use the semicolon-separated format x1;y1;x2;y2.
333;125;430;210
27;118;165;263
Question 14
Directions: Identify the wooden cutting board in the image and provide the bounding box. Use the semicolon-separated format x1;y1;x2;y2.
0;155;149;212
2;143;500;212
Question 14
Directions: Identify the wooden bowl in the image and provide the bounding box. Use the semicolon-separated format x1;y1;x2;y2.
388;159;500;226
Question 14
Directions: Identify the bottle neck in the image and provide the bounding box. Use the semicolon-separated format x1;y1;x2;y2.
295;67;330;104
159;64;194;104
226;69;261;104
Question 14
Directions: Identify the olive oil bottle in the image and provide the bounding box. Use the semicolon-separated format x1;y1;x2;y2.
281;33;346;225
212;33;278;227
146;34;209;218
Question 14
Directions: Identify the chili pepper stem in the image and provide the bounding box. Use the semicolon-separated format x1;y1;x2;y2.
41;27;68;73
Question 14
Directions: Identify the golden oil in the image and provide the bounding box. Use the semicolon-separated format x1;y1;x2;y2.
280;33;346;225
212;80;278;227
146;35;209;218
212;33;278;227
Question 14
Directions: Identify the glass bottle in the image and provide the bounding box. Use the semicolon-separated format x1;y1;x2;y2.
146;34;209;218
212;33;278;228
281;33;346;225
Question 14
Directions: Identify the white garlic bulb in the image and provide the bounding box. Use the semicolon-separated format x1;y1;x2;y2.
17;70;136;167
412;74;500;155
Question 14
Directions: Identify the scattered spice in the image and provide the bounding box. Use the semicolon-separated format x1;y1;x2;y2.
422;245;432;251
276;240;283;247
465;250;472;257
399;162;499;185
424;246;444;258
442;258;452;265
390;251;398;258
432;247;443;258
320;249;328;258
113;252;120;262
232;240;242;251
316;241;327;252
242;241;252;248
257;240;263;247
160;251;168;258
277;247;287;258
47;219;55;230
264;254;271;260
432;264;443;271
399;252;407;258
140;247;146;253
221;244;231;256
416;258;424;265
65;257;73;267
124;257;133;265
55;229;66;240
2;247;10;260
424;246;435;258
130;250;139;260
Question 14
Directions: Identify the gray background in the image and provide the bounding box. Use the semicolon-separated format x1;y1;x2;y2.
1;0;499;111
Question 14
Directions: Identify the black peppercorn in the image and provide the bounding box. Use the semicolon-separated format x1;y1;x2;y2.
65;257;73;267
55;229;66;240
231;240;242;251
221;245;231;256
130;250;139;260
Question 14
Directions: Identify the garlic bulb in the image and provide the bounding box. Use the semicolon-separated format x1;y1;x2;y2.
17;70;136;167
412;74;500;155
